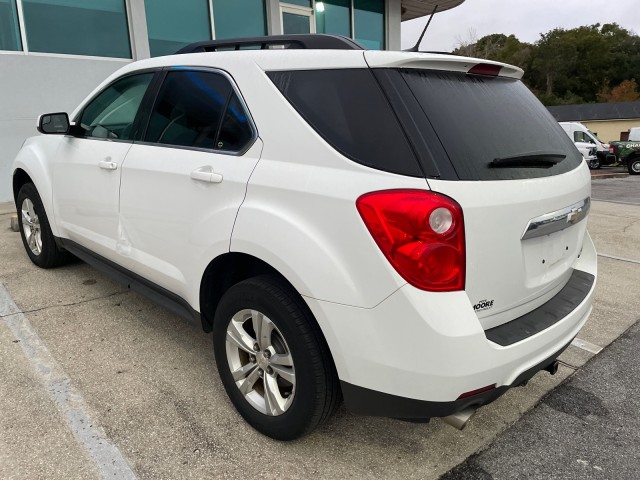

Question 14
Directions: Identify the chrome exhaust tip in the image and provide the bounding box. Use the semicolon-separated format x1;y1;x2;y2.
441;408;477;430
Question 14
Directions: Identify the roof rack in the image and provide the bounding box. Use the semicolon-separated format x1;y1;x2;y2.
175;34;364;54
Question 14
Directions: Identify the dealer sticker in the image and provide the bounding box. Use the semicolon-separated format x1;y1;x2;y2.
473;299;495;312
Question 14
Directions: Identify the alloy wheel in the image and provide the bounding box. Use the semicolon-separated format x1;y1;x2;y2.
225;309;295;416
21;198;42;255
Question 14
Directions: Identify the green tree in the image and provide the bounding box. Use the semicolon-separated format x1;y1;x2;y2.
455;23;640;106
455;33;532;71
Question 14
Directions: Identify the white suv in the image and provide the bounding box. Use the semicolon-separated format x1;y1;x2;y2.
12;35;597;440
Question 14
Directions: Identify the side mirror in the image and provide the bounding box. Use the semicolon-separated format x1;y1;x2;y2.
37;112;70;134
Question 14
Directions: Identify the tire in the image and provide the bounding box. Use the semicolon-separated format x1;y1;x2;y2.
16;183;69;268
588;158;601;170
628;157;640;175
213;275;340;440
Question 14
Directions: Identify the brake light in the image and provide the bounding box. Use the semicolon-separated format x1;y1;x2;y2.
356;190;465;292
468;63;502;76
457;384;496;399
609;145;615;154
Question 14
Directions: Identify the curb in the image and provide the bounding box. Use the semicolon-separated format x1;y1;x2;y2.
591;173;629;180
10;214;19;232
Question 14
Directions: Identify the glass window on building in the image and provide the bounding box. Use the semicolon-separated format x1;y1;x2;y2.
315;0;350;38
354;0;384;50
280;0;311;6
213;0;267;40
0;0;22;51
22;0;130;58
145;0;212;57
283;12;312;34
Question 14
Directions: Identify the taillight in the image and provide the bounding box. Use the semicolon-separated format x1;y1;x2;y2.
467;63;502;76
609;145;615;154
356;190;465;292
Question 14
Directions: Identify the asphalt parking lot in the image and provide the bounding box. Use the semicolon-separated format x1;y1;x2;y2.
1;175;639;479
443;320;640;480
591;174;640;205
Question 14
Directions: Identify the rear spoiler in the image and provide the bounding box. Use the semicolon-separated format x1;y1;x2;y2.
364;51;524;79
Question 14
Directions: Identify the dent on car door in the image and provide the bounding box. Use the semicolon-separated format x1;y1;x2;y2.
118;68;261;305
52;72;155;257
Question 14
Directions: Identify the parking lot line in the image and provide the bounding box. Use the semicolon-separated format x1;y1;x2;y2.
570;337;603;355
0;283;138;480
597;252;640;265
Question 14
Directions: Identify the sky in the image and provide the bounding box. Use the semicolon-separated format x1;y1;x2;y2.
401;0;640;52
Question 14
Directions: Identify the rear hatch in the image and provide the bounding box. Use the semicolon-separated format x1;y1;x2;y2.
266;51;590;329
365;52;590;329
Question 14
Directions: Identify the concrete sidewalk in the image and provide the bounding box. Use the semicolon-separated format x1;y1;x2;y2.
1;197;639;479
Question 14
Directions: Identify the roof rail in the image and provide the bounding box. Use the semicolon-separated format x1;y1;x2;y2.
175;34;364;54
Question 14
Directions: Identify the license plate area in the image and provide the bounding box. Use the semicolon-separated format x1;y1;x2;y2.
522;223;585;289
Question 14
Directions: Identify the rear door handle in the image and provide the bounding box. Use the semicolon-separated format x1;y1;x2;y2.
190;168;223;184
98;160;117;170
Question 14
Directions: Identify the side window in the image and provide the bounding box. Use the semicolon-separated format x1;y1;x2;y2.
574;131;590;143
268;69;421;176
217;93;254;152
80;73;154;141
144;70;253;152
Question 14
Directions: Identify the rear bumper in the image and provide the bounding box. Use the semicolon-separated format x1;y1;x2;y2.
340;338;570;419
485;269;594;346
304;232;597;418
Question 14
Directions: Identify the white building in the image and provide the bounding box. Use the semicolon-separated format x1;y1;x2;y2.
0;0;464;201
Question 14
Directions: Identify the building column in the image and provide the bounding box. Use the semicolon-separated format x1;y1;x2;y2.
126;0;150;60
266;0;283;35
386;0;401;51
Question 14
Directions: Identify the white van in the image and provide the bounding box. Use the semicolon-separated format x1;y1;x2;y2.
629;127;640;141
560;122;614;169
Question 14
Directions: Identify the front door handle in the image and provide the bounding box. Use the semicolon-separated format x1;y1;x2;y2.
98;160;117;170
190;168;223;184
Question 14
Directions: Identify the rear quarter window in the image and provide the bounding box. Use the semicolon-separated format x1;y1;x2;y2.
267;69;422;177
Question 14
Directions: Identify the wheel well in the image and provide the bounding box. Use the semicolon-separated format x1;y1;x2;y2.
200;252;340;387
626;152;640;167
13;169;33;203
199;253;297;333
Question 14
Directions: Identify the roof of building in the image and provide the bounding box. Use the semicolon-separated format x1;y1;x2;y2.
547;102;640;122
401;0;466;22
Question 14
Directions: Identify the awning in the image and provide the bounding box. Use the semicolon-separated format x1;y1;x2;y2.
401;0;466;22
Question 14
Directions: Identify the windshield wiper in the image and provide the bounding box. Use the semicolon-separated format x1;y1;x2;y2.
490;152;566;168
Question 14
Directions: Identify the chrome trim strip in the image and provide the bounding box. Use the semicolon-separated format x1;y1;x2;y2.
521;197;590;240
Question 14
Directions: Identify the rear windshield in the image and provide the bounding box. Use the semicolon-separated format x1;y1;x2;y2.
396;69;583;180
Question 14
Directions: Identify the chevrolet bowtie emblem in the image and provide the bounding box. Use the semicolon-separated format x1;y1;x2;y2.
567;208;582;224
